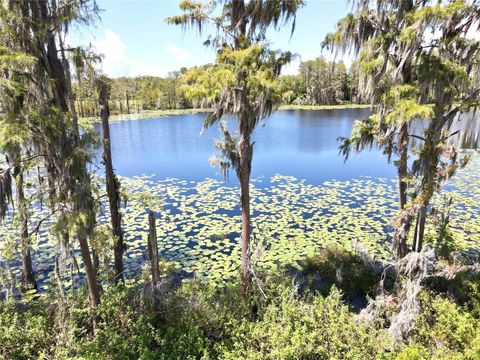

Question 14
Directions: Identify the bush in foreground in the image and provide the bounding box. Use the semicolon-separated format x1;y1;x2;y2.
1;248;479;359
1;280;479;359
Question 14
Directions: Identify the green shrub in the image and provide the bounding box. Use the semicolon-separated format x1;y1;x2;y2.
1;260;479;359
0;300;54;359
302;245;380;300
425;266;480;317
216;286;392;359
395;345;429;360
77;285;163;359
410;292;480;359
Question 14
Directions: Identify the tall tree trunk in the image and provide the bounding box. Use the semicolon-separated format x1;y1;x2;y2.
391;42;415;259
100;83;124;282
57;32;79;134
232;0;250;295
15;170;37;291
91;243;100;276
148;210;160;284
11;0;102;314
412;111;444;252
34;0;100;308
413;206;427;252
412;212;419;252
393;123;410;258
78;100;85;118
79;235;100;307
239;133;252;295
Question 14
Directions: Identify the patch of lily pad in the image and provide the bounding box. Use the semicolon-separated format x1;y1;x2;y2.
0;150;479;292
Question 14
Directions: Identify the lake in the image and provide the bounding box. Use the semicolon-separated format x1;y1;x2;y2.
93;108;398;183
1;108;479;291
94;108;479;183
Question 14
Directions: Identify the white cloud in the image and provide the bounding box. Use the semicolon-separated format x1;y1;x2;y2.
423;21;480;43
128;60;168;77
165;43;191;63
322;51;353;68
91;29;129;77
91;29;167;78
465;21;480;41
281;51;355;76
281;57;301;76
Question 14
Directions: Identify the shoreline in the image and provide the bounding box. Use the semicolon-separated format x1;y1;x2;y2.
279;104;371;110
82;104;372;123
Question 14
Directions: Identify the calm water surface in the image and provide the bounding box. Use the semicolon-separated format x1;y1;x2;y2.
95;108;399;183
95;108;480;183
2;108;479;293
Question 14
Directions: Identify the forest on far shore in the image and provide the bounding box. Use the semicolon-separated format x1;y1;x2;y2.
73;57;364;117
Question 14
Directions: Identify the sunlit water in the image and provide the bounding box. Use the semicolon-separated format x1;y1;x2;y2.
1;109;479;293
93;108;397;184
93;108;479;183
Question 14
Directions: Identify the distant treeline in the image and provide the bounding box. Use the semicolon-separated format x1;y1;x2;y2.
73;69;191;117
279;58;365;106
73;57;367;117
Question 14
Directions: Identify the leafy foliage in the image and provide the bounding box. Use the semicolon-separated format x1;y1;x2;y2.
303;245;380;300
325;0;480;257
1;266;479;359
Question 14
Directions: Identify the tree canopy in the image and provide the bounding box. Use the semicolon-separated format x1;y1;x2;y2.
325;0;480;257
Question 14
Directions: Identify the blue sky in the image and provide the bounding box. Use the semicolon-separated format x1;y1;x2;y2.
71;0;353;78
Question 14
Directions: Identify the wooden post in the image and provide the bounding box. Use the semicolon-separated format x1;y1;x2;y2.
148;210;160;284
